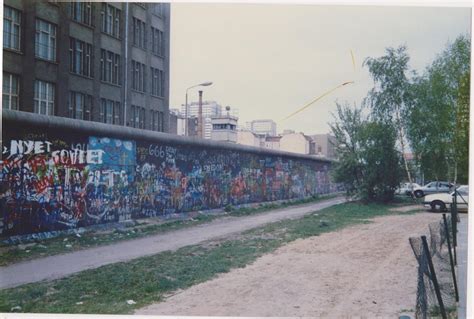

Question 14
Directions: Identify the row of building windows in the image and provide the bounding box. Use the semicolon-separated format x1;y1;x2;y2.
3;72;165;131
130;105;165;131
3;4;166;57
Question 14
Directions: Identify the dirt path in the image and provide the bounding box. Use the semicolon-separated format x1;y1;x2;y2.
0;197;345;289
137;212;440;317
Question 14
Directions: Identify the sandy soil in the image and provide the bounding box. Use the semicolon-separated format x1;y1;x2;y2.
137;212;441;317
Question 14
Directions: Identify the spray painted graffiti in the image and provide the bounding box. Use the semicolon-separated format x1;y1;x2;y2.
1;128;334;238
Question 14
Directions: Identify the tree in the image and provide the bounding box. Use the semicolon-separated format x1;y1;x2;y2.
330;103;403;202
455;71;469;184
405;35;470;183
363;46;414;187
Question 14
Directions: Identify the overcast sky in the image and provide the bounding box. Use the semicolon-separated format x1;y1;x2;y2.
169;4;471;134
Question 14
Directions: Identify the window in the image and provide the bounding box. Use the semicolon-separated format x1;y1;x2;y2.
152;3;163;17
100;98;121;124
131;60;145;92
35;19;57;61
150;67;165;97
70;37;93;77
100;49;121;85
34;80;55;115
4;6;21;51
69;91;93;120
151;110;164;132
131;105;145;129
132;17;146;49
151;27;164;56
3;73;19;110
69;2;93;26
101;3;121;38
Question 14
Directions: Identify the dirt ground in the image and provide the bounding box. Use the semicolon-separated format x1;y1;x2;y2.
137;211;441;317
0;197;344;289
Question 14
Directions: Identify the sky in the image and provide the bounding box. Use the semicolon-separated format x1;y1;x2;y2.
169;3;471;135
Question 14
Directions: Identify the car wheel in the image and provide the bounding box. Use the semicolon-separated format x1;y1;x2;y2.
414;190;424;198
430;200;446;212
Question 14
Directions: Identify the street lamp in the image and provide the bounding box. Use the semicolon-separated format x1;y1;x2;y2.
185;82;213;136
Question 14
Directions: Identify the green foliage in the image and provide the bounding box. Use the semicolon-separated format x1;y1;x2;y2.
455;71;470;184
405;35;470;181
330;103;403;202
363;45;415;185
363;45;411;124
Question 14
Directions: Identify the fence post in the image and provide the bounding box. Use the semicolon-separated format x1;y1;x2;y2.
451;190;458;265
421;235;447;319
443;213;459;302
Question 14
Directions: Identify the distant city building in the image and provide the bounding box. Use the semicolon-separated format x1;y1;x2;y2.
310;134;337;159
182;100;222;139
3;1;170;132
264;135;281;151
169;108;198;136
281;129;295;135
211;106;238;143
246;119;277;136
237;129;261;147
280;132;315;155
168;111;178;135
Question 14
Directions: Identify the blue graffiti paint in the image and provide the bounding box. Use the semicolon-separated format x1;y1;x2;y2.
1;129;335;239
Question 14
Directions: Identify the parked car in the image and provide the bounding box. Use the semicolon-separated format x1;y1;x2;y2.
395;182;421;196
422;185;469;212
413;181;453;198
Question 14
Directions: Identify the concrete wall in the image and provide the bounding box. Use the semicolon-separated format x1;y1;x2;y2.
1;110;335;239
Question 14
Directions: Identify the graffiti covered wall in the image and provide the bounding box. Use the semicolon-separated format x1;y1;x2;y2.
1;111;334;238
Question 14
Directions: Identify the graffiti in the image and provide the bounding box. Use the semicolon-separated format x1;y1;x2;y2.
1;127;335;239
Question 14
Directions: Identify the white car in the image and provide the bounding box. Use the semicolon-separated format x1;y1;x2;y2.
395;182;421;196
413;181;454;198
423;185;469;212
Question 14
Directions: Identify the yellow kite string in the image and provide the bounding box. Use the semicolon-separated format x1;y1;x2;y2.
281;81;354;121
350;49;356;72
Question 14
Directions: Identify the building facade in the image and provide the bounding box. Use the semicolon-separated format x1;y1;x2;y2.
169;108;198;136
181;100;222;139
3;1;170;132
310;134;337;159
245;119;277;136
237;129;261;147
280;132;315;155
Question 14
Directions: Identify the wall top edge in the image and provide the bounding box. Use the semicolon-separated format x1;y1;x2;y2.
3;110;334;164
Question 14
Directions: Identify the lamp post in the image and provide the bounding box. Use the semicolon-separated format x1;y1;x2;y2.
185;81;213;136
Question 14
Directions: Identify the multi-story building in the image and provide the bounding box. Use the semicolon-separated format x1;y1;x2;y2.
246;119;277;136
169;108;198;136
309;134;337;159
181;100;222;139
3;1;170;132
279;132;316;155
237;129;261;147
263;135;281;150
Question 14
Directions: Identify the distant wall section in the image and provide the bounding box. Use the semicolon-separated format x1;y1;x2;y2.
1;110;335;238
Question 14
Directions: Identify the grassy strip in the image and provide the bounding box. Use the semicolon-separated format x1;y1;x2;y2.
0;194;337;266
0;201;409;314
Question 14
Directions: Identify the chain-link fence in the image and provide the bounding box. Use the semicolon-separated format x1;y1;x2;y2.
409;215;457;318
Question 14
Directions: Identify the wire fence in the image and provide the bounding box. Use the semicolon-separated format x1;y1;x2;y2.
409;215;457;318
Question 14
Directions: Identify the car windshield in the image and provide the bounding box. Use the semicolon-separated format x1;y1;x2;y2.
457;186;469;196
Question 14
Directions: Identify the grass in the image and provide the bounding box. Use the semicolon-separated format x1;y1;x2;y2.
0;201;409;314
0;194;338;266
